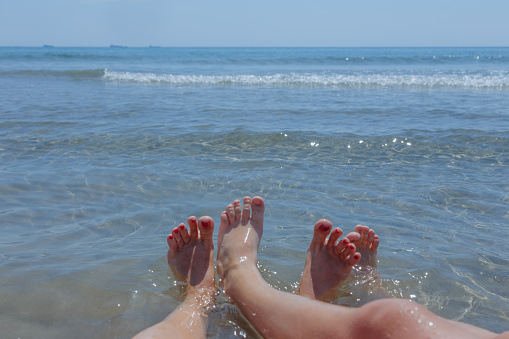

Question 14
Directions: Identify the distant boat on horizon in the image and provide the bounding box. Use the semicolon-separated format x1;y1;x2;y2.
110;44;127;48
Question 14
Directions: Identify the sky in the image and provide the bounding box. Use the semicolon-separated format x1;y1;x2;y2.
1;0;508;47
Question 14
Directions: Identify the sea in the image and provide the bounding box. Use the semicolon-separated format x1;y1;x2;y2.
0;47;508;338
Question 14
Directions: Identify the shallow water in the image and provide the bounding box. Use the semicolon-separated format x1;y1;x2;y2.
0;47;508;337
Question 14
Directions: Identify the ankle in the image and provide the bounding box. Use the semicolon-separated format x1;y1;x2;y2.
221;263;260;297
184;285;217;309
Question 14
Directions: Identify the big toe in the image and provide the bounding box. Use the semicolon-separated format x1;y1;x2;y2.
198;216;215;248
250;196;265;226
310;219;333;250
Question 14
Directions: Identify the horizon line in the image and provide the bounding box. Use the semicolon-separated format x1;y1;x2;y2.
1;45;509;49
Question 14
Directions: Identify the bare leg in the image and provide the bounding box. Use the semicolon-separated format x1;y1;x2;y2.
216;197;504;339
134;216;216;339
297;219;361;300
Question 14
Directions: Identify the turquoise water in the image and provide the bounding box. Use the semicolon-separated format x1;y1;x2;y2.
0;47;508;337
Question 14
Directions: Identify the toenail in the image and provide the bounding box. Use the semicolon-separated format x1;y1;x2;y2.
168;235;173;240
343;239;349;244
173;229;179;234
202;220;210;228
319;224;330;231
191;217;196;222
335;229;340;233
179;225;185;230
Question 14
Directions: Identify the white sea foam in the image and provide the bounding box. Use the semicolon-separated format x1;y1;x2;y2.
103;69;509;88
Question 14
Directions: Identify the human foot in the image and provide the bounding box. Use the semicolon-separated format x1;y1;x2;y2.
167;216;216;300
352;224;379;266
134;217;216;339
297;219;361;301
216;196;265;293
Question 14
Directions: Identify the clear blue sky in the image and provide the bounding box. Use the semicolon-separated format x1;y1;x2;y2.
1;0;508;47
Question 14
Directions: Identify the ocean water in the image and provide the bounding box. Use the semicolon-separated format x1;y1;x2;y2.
0;47;508;338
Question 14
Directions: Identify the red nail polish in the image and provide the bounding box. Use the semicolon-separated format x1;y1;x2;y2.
319;224;330;232
179;224;185;230
191;217;197;222
173;229;179;234
335;229;341;233
168;235;173;240
202;220;210;228
343;239;349;244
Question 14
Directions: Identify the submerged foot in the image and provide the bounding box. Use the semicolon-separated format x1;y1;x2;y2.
297;219;361;301
216;196;265;293
352;224;379;266
167;216;216;300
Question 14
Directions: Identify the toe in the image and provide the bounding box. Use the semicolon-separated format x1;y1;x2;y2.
372;235;380;251
326;228;343;249
178;223;190;244
356;225;368;244
172;227;183;248
345;231;361;243
242;196;252;221
348;252;361;266
250;196;265;226
226;204;235;223
333;237;350;256
198;216;214;248
367;229;375;247
187;216;199;240
310;219;333;250
340;243;356;261
167;234;178;257
233;200;242;221
220;211;229;229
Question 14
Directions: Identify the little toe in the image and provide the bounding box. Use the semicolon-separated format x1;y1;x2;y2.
167;233;177;253
348;252;361;266
167;234;178;261
242;196;252;221
220;211;229;229
311;219;333;250
198;216;214;247
372;235;380;251
187;216;199;240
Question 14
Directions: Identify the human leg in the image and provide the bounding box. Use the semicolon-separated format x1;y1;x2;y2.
216;197;504;339
217;197;359;338
134;216;216;339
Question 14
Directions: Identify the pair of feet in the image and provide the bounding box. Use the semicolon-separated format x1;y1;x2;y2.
166;196;379;305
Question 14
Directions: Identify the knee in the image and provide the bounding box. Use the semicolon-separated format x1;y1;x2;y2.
354;299;419;336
